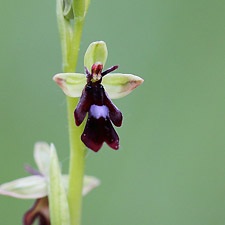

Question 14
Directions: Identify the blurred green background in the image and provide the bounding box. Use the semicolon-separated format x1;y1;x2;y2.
0;0;225;224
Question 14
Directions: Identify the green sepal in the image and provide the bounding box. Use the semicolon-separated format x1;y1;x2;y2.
53;73;86;97
102;73;144;99
0;176;47;199
62;175;100;195
49;144;70;225
82;175;100;195
84;41;108;72
0;174;100;200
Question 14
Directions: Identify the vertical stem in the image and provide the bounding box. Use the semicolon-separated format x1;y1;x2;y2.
67;97;86;225
65;19;84;73
63;19;86;225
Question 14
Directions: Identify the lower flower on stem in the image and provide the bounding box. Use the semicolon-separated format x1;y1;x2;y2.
0;142;100;225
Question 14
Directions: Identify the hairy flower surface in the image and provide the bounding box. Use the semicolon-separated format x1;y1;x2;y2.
53;41;144;152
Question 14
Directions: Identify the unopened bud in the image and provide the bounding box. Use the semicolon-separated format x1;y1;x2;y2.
73;0;85;19
62;0;74;19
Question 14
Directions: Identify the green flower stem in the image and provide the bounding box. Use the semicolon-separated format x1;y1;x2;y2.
65;19;84;73
63;19;86;225
66;96;86;225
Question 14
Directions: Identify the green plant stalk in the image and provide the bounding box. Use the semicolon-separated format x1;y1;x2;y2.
63;19;86;225
67;96;86;225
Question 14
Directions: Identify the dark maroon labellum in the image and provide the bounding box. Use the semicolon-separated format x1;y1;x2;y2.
74;62;122;152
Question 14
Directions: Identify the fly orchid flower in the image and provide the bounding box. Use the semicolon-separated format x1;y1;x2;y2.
54;41;144;152
0;142;100;225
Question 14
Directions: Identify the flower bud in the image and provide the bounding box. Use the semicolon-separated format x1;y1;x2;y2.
60;0;90;20
62;0;74;19
73;0;86;19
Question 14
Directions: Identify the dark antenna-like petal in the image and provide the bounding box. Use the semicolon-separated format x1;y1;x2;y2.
24;164;42;176
85;66;92;83
101;65;119;76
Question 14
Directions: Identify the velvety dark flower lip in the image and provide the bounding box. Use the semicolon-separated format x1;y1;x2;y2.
74;62;122;152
